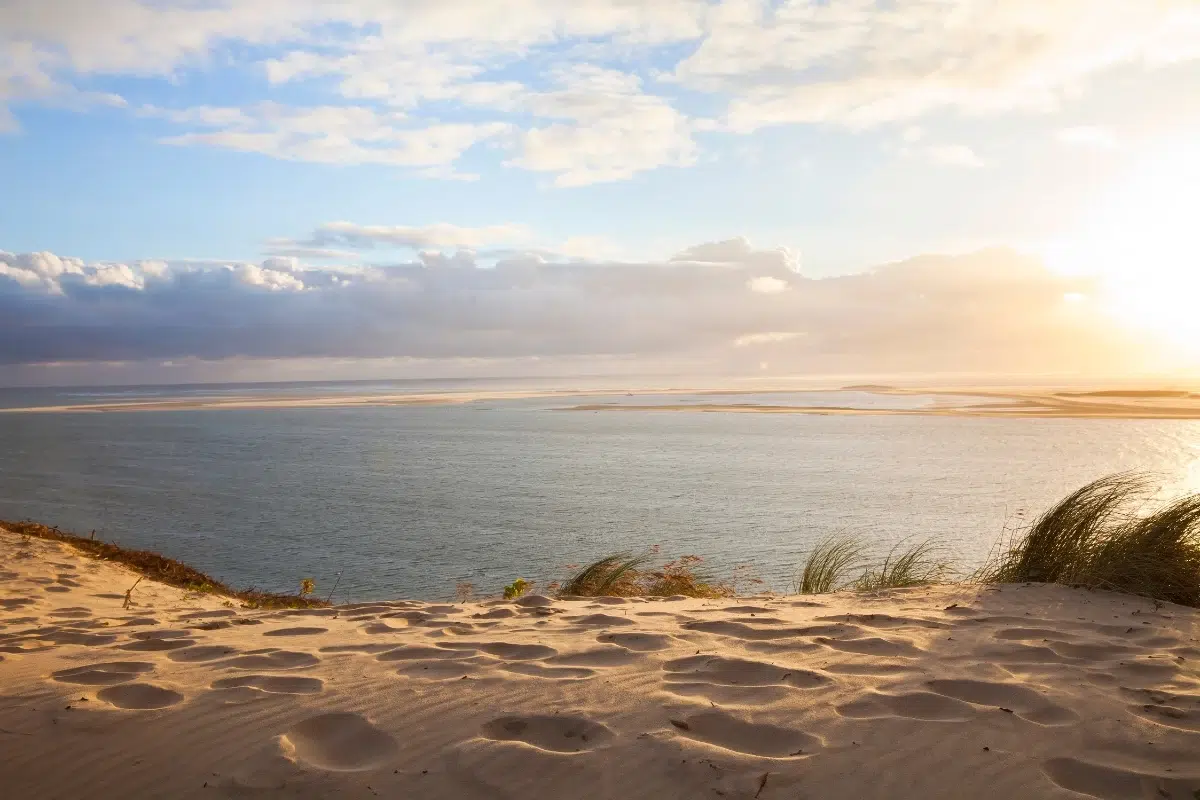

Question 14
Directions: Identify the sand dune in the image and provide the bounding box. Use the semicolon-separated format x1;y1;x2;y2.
3;528;1200;799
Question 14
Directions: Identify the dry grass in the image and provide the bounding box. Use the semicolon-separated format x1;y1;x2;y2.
795;535;865;594
1;520;330;609
982;472;1200;607
558;552;733;598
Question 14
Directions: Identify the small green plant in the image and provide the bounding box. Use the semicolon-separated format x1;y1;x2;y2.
299;578;315;597
503;578;531;599
795;535;865;594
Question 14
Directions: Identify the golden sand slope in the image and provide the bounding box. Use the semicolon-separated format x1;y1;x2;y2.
2;528;1199;799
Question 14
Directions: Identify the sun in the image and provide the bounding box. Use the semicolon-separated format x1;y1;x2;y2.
1045;138;1200;360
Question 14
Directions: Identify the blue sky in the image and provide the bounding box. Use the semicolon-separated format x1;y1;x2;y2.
1;1;1199;384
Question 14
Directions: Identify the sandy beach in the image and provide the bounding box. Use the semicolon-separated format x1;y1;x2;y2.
3;528;1199;799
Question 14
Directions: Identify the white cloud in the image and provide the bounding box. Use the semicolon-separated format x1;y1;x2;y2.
746;276;789;294
1057;126;1119;150
289;221;532;251
504;66;698;186
677;0;1200;132
925;144;986;169
2;0;1200;181
734;331;803;346
149;103;511;168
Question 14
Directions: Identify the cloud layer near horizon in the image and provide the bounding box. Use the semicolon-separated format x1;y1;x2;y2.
0;240;1144;378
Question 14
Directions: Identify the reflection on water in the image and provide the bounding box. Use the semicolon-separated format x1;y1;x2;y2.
0;399;1196;601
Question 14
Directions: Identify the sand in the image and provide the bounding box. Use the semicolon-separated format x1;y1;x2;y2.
3;528;1200;799
6;385;1199;418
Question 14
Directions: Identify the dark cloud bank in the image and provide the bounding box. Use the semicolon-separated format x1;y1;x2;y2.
0;240;1142;383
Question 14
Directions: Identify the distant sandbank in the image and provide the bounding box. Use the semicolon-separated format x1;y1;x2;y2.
4;384;1199;419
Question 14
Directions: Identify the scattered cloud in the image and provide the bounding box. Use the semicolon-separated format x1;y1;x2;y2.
504;66;698;186
1057;126;1119;151
747;276;789;294
281;221;533;252
925;144;986;169
734;331;803;346
3;1;1199;180
681;0;1200;133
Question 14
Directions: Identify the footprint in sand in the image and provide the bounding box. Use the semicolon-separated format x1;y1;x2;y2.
1128;690;1200;732
320;643;395;654
836;692;976;722
263;627;328;637
663;654;830;689
669;710;821;758
978;643;1066;665
823;661;915;677
472;608;517;619
597;632;676;651
1048;640;1141;661
97;683;184;710
361;621;408;634
565;613;636;628
120;636;197;652
1107;657;1180;682
684;620;847;641
817;636;923;658
545;647;640;667
169;644;241;663
1042;757;1200;800
211;675;324;694
477;642;557;660
514;594;556;608
925;679;1078;725
502;662;597;680
481;714;614;753
43;586;72;594
222;651;320;670
0;643;55;655
0;598;35;610
44;630;119;646
395;659;489;680
281;712;398;771
48;607;92;619
816;613;947;630
177;609;239;620
376;645;477;661
993;627;1068;641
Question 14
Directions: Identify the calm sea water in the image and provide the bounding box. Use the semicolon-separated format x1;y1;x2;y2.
1;384;1197;601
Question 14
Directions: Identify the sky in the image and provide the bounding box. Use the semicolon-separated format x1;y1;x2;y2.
1;0;1199;387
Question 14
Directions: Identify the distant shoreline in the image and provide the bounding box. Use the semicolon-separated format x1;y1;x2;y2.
3;385;1200;419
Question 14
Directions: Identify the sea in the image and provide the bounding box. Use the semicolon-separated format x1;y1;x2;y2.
1;380;1197;602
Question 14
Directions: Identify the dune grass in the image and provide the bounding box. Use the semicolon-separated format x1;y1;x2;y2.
981;472;1200;607
854;538;951;591
795;535;865;594
557;552;734;598
2;520;330;609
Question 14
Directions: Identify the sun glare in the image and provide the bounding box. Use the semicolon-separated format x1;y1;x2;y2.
1046;139;1200;360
